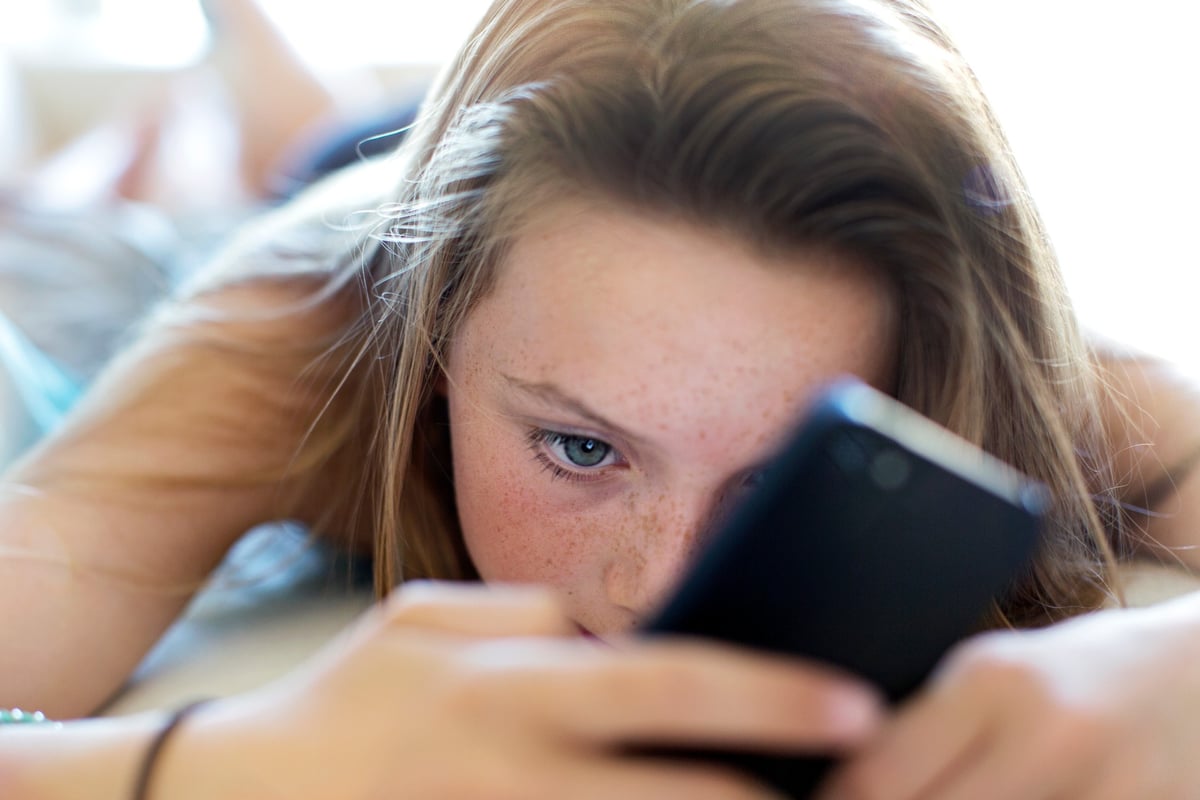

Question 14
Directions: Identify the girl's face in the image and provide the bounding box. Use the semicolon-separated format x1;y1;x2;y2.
444;199;896;636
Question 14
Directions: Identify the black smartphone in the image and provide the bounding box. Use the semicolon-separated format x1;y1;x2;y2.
639;377;1047;798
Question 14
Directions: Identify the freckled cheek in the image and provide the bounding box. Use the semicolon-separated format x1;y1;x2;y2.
453;431;606;590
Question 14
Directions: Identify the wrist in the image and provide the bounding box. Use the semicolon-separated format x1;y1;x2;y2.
131;701;212;800
2;713;167;800
148;693;282;800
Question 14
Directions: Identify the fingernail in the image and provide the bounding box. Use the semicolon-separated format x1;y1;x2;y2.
827;689;882;737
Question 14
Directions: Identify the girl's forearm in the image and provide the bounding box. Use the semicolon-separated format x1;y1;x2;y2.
3;694;289;800
1;712;166;800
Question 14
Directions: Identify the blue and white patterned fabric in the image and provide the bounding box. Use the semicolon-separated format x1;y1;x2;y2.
0;310;80;435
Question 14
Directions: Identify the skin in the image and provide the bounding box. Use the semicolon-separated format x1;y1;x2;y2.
6;586;888;800
9;0;1200;790
436;197;1200;799
815;593;1200;800
444;198;897;635
1;198;898;799
8;186;1200;798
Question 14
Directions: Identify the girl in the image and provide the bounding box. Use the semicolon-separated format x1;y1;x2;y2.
5;0;1200;797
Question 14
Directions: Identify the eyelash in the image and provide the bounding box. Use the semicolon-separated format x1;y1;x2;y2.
525;428;620;483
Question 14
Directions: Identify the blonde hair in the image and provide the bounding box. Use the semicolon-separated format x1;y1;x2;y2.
204;0;1124;625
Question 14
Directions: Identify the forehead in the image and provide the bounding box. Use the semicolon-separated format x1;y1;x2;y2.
459;199;895;451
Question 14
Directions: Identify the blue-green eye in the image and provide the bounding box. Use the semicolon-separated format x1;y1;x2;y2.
527;428;620;480
560;436;609;467
547;432;612;468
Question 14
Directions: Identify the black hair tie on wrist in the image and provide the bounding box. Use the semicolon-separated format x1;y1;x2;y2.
132;700;212;800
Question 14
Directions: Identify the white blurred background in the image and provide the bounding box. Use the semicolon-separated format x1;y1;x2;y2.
0;0;1197;370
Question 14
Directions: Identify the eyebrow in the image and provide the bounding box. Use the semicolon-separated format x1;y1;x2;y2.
502;373;646;447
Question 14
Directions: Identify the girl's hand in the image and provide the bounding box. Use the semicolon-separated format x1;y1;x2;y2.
164;581;884;800
817;595;1200;800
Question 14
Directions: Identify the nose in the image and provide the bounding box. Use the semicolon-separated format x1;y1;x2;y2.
602;490;723;622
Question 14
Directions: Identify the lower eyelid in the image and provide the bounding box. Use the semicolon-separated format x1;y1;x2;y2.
533;451;606;483
526;429;623;481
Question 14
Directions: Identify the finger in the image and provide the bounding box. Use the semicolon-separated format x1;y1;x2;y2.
881;729;1060;800
1039;727;1177;800
1057;749;1167;800
815;684;988;800
858;694;1164;800
566;755;791;800
377;580;577;638
451;638;884;752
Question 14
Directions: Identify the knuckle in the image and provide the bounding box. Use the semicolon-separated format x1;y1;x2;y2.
943;637;1047;699
441;736;568;800
381;580;448;624
587;657;647;703
1029;702;1116;766
633;656;708;708
584;652;701;716
514;587;572;632
457;680;511;725
437;662;507;721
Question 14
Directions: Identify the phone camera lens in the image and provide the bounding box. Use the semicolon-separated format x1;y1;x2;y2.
869;449;910;490
827;432;869;474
